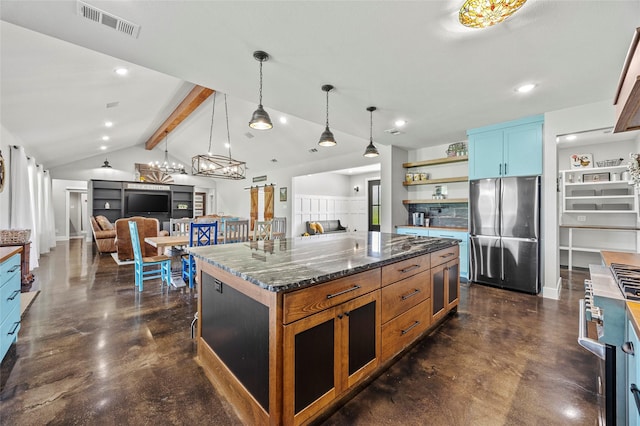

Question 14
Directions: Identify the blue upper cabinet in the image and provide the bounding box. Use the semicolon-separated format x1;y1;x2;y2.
468;115;544;180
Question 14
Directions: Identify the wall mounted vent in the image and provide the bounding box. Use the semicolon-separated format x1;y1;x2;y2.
77;1;141;38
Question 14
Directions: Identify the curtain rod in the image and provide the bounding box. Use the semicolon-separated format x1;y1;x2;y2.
244;183;275;190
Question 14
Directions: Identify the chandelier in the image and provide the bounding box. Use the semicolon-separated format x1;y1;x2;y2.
192;93;246;180
149;131;186;174
459;0;528;29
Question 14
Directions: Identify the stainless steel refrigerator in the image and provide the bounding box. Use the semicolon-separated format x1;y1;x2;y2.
469;175;540;294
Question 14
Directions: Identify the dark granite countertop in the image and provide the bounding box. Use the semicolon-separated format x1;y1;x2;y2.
189;231;459;292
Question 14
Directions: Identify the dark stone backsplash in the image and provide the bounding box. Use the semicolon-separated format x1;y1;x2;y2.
408;203;468;228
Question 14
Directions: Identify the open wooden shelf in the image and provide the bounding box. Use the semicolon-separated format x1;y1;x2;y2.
403;198;468;205
403;176;468;186
403;155;468;169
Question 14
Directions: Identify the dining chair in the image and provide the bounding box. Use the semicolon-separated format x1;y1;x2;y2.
253;220;273;241
182;222;218;288
223;219;249;244
128;221;171;292
271;217;286;239
169;218;192;236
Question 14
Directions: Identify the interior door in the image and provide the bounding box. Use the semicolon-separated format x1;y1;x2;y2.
368;179;381;232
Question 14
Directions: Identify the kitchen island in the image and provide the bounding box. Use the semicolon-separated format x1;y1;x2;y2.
189;232;461;426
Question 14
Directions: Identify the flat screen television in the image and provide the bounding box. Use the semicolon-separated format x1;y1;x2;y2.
126;192;170;215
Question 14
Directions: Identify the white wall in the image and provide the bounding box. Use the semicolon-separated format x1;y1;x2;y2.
408;142;469;201
557;139;636;171
295;173;351;197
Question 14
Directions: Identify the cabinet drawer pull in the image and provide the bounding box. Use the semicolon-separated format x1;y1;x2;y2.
631;384;640;415
439;235;454;238
400;264;420;274
439;253;455;259
401;289;421;301
7;290;20;301
401;321;420;335
8;265;20;273
326;285;361;299
7;322;19;336
623;341;635;355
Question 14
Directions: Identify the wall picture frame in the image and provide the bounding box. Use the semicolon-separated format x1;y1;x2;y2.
570;153;593;169
280;187;287;202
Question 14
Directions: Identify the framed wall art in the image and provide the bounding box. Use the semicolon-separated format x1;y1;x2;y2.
280;187;287;202
570;153;593;169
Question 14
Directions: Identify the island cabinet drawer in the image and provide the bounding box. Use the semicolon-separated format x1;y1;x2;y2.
283;269;381;324
431;245;459;268
381;254;430;287
1;254;21;287
381;270;431;324
381;299;431;362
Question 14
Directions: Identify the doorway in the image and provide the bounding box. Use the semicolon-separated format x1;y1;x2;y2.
66;189;88;239
368;179;380;232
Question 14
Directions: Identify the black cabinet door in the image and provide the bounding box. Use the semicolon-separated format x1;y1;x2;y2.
447;260;459;306
347;300;376;376
431;264;446;322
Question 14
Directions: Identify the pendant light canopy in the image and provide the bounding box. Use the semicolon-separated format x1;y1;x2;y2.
249;50;273;130
318;84;337;147
363;106;380;158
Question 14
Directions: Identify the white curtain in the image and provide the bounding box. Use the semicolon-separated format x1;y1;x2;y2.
9;146;57;268
42;171;56;252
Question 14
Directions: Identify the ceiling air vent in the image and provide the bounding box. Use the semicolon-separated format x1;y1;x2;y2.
77;1;141;38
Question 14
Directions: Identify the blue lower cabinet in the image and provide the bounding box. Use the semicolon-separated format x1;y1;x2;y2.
396;228;468;280
1;253;21;361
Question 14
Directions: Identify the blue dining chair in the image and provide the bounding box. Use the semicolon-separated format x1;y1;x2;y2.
182;222;218;288
128;221;171;292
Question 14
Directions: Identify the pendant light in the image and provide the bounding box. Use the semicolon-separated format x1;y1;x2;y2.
459;0;528;29
149;131;185;174
363;106;380;158
249;50;273;130
318;84;337;147
101;159;112;168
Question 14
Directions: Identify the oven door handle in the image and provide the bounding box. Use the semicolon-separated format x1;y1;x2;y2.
578;299;606;360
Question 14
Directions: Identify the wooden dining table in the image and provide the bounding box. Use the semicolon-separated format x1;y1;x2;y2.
144;235;190;250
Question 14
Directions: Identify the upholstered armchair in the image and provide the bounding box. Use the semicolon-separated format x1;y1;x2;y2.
90;215;116;254
114;216;168;261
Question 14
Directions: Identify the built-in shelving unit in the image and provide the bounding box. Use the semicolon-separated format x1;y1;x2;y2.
402;155;469;205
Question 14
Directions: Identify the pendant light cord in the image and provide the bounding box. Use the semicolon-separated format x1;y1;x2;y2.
325;90;330;127
369;109;373;142
224;94;233;159
258;60;264;105
208;92;217;154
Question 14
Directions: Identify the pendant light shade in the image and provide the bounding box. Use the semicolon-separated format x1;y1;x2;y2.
101;159;112;168
459;0;528;29
249;50;273;130
318;84;337;147
363;106;380;158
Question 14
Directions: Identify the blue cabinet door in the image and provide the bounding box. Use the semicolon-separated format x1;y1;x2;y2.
469;130;503;180
427;230;468;280
628;319;640;426
503;122;543;177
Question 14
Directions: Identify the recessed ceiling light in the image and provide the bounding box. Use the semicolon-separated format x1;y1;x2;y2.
566;134;577;141
102;136;110;141
114;67;128;76
279;116;287;124
104;121;113;127
224;143;230;148
516;83;536;93
395;119;407;127
100;145;107;150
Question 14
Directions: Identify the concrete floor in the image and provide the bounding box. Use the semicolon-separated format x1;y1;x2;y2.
1;239;598;425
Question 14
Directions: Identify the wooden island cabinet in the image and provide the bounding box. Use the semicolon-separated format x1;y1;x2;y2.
190;232;461;426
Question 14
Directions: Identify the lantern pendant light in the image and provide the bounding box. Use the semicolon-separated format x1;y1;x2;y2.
249;50;273;130
363;106;380;158
318;84;337;147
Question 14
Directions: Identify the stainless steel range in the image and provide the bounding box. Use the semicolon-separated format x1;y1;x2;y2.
579;264;626;425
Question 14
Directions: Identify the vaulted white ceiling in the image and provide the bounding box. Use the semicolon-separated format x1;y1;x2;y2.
1;1;638;171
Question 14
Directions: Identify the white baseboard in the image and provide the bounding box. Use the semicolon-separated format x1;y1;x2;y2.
56;236;69;241
542;277;562;300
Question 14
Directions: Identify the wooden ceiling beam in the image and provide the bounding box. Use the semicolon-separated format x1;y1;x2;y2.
145;85;215;150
